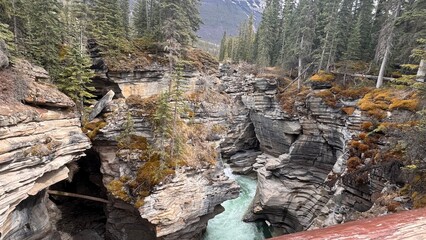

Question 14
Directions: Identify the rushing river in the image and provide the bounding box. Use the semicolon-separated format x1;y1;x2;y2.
203;168;266;240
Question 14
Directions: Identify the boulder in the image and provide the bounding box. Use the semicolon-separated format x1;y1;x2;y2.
88;90;115;121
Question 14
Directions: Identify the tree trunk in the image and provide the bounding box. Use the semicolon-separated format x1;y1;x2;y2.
417;59;426;82
48;190;109;204
326;32;337;72
332;72;395;81
318;30;329;72
298;35;304;90
376;43;390;88
11;0;18;48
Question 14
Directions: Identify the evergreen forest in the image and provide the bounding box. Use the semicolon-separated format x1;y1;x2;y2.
0;0;202;104
220;0;426;88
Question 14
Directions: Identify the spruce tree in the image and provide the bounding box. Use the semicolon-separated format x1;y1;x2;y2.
317;0;339;71
278;0;296;68
169;61;186;160
357;0;374;61
219;31;227;61
0;22;14;52
56;43;95;107
120;0;130;39
294;0;317;79
394;0;426;63
0;0;25;51
235;15;255;62
90;0;126;53
154;91;173;167
344;21;362;60
335;0;356;61
161;0;202;46
22;0;64;79
133;0;149;37
56;0;95;107
256;0;281;66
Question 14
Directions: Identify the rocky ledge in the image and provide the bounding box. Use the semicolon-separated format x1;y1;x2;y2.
87;54;240;239
0;59;91;239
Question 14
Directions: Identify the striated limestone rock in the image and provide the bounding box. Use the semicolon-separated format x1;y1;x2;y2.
218;70;260;167
216;66;396;235
88;62;241;239
2;191;53;240
92;96;240;239
250;112;299;156
228;150;261;174
0;61;91;239
240;90;362;233
140;169;239;240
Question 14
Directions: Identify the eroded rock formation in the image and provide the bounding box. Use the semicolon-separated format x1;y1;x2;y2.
0;60;91;239
87;55;240;239
214;66;415;236
1;42;416;239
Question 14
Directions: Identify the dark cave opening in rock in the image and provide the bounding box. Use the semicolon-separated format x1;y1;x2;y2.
48;149;107;239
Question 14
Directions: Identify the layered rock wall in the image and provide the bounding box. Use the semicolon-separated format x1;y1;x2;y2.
89;60;240;239
215;65;408;235
0;60;91;239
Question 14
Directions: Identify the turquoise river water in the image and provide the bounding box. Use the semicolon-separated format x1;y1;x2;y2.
203;168;266;240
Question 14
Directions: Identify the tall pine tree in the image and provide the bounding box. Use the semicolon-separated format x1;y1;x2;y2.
256;0;281;66
22;0;64;79
90;0;127;53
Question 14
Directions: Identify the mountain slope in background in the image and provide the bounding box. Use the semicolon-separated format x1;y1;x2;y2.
198;0;264;44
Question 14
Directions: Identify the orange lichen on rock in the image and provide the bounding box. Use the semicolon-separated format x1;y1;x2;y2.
315;89;337;107
310;71;335;82
358;88;419;119
359;132;367;140
335;86;372;100
361;121;374;131
389;98;419;111
347;157;362;172
342;107;356;115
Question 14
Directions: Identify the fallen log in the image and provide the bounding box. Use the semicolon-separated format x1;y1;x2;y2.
48;190;109;204
332;72;396;81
